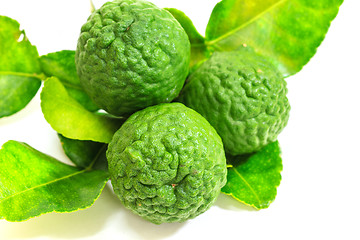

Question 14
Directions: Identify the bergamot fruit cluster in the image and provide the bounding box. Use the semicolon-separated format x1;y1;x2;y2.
76;0;290;225
75;0;190;117
106;103;227;224
178;50;290;155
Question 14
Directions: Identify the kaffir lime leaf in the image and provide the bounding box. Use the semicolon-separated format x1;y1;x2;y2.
178;50;290;155
106;103;227;224
75;0;190;116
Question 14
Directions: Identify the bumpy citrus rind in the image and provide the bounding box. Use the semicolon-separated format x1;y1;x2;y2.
107;103;227;224
76;0;190;116
179;51;290;155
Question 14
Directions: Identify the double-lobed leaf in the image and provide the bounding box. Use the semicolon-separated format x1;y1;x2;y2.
41;77;123;143
222;141;283;209
0;140;109;222
170;0;343;77
0;0;345;222
205;0;344;76
0;16;42;118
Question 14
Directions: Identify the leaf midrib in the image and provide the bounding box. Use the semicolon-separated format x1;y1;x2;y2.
0;169;85;204
232;167;261;206
0;71;44;80
206;0;287;46
0;147;104;204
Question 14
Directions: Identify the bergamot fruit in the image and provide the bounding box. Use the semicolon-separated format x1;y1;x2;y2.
106;103;227;224
75;0;190;116
178;50;290;155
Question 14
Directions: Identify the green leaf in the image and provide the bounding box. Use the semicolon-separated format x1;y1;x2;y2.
205;0;343;76
39;50;99;112
58;134;108;170
221;141;283;209
0;74;41;117
0;140;109;222
0;16;42;118
166;8;208;71
40;77;122;143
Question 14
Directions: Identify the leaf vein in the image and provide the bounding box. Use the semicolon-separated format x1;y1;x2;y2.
206;0;287;46
232;167;262;205
0;169;86;204
0;71;44;80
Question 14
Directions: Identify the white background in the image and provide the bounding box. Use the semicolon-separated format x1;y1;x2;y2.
1;0;360;239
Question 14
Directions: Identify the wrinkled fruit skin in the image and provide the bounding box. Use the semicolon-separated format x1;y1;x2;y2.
107;103;227;224
75;0;190;116
179;51;290;155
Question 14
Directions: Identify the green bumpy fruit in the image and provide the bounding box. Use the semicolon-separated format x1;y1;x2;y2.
178;50;290;155
75;0;190;116
107;103;227;224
